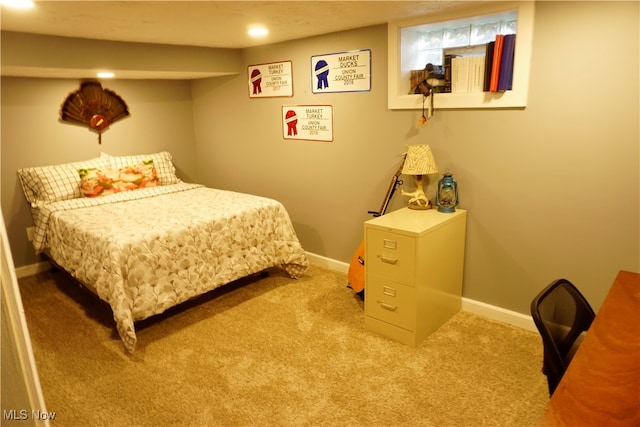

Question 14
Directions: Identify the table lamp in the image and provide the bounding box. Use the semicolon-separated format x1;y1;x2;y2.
401;144;438;210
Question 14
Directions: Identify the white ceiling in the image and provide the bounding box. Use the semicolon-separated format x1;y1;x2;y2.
1;0;481;79
1;1;478;49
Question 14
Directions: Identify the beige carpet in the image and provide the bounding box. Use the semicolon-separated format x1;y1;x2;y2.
17;265;549;427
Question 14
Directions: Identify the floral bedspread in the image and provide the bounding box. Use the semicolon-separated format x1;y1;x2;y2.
39;183;309;352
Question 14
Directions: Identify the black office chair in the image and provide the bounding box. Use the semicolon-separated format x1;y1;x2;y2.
530;278;595;396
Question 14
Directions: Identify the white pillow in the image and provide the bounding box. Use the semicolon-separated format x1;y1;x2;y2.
17;157;109;205
100;151;178;186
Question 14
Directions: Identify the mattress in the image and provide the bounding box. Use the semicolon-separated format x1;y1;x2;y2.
35;182;308;352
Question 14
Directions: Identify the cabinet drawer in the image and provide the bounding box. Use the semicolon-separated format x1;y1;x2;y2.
365;276;416;331
365;228;415;284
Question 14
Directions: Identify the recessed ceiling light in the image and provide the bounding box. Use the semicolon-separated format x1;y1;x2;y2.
248;27;268;37
97;72;115;79
0;0;35;9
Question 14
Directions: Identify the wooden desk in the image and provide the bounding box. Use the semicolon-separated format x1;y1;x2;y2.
539;270;640;426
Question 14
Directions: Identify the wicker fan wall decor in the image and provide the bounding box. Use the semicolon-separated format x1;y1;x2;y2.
60;81;130;144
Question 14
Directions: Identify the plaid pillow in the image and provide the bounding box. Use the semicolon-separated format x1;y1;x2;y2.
101;151;178;185
17;157;109;206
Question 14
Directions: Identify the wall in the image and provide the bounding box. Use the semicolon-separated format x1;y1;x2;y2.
1;1;638;317
191;1;639;313
191;24;410;266
1;78;200;267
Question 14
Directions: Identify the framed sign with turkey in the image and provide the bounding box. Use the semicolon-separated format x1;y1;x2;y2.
281;105;333;142
59;80;130;144
248;60;293;98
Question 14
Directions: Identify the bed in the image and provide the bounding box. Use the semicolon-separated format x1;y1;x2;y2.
17;151;309;353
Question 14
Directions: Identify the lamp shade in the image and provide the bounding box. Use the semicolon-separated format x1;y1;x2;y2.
402;145;438;175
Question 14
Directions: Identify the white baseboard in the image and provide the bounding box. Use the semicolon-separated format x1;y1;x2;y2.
14;253;535;332
306;251;535;332
14;261;51;279
306;251;349;274
461;297;536;332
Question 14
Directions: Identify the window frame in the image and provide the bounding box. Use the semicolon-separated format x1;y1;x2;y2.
387;1;535;110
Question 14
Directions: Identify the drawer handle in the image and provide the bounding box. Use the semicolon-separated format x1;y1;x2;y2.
383;286;396;297
383;239;397;250
378;301;397;311
378;255;398;264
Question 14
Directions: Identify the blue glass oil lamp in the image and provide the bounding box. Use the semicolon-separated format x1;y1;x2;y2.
436;171;459;213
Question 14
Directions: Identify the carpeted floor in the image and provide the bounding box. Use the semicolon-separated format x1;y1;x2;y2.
17;264;549;427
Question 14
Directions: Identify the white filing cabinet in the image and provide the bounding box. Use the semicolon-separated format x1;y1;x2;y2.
364;208;467;346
